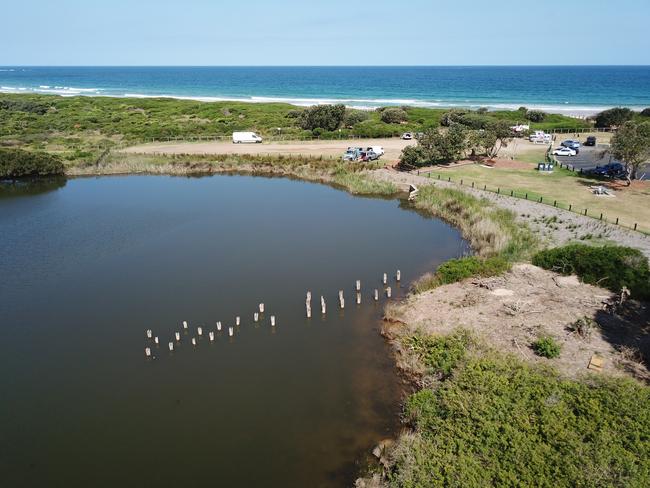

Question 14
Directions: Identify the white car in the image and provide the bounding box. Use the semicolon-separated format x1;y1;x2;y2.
553;147;577;157
401;132;413;140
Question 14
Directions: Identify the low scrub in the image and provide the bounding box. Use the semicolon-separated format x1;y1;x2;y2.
402;331;470;376
388;354;650;487
412;256;511;293
532;336;561;358
532;244;650;300
0;148;64;178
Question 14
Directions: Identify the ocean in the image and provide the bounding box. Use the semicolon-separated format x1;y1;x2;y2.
1;66;649;115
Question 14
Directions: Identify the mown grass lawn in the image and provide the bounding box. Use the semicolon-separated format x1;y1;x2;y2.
422;163;650;233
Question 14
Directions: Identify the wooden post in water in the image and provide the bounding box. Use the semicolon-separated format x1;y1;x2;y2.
197;327;203;336
145;347;152;358
339;290;345;309
356;292;361;305
254;312;259;322
183;321;188;330
270;315;276;327
146;329;153;339
191;337;197;346
396;270;401;282
168;342;174;352
321;296;326;315
236;316;241;326
228;327;234;337
356;280;361;292
386;287;392;298
216;321;222;331
209;331;215;342
175;332;181;341
374;289;379;301
383;273;387;285
259;303;265;313
154;337;159;345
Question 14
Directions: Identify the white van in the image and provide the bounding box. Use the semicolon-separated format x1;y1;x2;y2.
232;131;263;144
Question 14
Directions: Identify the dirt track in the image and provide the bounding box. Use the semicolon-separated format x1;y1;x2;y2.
122;138;414;163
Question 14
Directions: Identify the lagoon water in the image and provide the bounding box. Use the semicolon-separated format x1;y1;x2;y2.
0;175;465;487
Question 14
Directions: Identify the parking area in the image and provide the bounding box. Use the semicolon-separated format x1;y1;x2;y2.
554;144;611;172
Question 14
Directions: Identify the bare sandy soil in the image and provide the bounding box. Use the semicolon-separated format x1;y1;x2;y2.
384;264;650;382
123;138;415;163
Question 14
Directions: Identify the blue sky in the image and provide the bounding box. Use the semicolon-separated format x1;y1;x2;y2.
2;0;649;65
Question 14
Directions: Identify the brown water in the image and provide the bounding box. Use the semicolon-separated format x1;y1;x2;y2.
0;174;466;487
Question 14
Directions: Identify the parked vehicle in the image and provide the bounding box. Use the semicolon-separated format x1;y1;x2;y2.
561;139;581;150
232;131;263;143
529;130;552;144
401;132;413;140
585;136;597;146
361;151;380;162
342;148;363;161
590;162;625;178
553;147;577;157
366;146;384;157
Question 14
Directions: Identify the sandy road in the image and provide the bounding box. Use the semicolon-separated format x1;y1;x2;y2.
122;138;414;162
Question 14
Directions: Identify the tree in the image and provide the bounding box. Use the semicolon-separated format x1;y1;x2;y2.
641;108;650;117
380;107;408;124
413;126;468;163
483;121;513;158
610;120;650;184
298;104;346;132
399;145;429;168
594;107;634;128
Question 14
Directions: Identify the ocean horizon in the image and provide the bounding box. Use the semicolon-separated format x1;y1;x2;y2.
1;66;650;115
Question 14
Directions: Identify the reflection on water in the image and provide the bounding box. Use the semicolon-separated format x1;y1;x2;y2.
0;176;67;199
0;174;465;487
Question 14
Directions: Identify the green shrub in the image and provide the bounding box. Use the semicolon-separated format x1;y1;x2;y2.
641;108;650;117
532;244;650;300
403;331;470;375
298;104;346;132
0;98;49;115
413;256;511;293
595;107;634;128
0;148;65;178
380;107;408;124
343;109;369;126
526;109;547;122
391;355;650;487
532;336;561;358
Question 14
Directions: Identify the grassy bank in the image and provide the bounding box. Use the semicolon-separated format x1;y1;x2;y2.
68;151;398;196
0;92;591;164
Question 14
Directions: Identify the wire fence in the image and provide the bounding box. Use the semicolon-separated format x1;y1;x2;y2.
408;168;647;235
120;126;613;146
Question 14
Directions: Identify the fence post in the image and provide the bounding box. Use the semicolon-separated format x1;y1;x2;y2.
525;193;528;200
616;217;619;225
600;213;603;220
634;223;638;231
484;184;487;190
569;204;572;211
584;209;588;216
539;196;543;203
553;200;557;207
472;182;474;188
497;188;500;194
